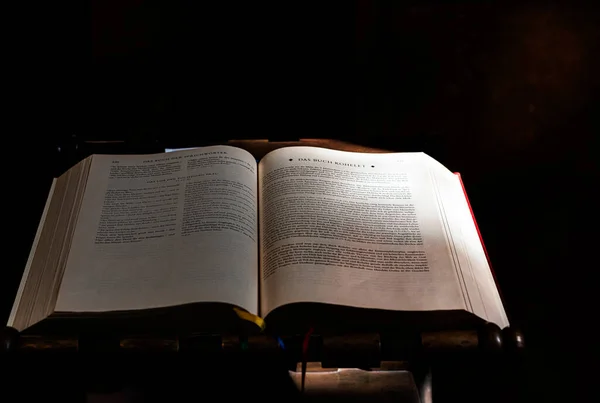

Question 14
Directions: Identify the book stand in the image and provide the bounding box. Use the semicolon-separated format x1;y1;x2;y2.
1;139;525;402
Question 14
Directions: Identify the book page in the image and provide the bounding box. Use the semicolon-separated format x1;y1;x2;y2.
258;147;468;317
56;146;259;314
426;163;508;328
6;179;57;329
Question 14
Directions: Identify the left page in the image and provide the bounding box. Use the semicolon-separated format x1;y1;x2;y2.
55;146;259;314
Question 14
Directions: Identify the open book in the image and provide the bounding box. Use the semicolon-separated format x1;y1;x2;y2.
8;145;508;333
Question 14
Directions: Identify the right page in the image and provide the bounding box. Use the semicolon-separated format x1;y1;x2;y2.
425;158;509;328
258;147;489;321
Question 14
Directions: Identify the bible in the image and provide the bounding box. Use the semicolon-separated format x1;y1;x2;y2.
7;145;508;334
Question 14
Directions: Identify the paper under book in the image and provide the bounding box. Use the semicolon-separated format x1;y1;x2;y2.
8;146;508;333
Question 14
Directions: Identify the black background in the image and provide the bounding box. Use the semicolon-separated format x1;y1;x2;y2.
3;1;598;401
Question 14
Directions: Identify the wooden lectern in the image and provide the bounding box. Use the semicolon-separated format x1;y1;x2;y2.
1;139;525;402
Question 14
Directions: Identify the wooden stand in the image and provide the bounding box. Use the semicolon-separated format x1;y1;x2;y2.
2;323;524;357
2;139;525;401
1;323;524;401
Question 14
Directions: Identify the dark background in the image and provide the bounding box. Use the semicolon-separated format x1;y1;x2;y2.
3;1;598;401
